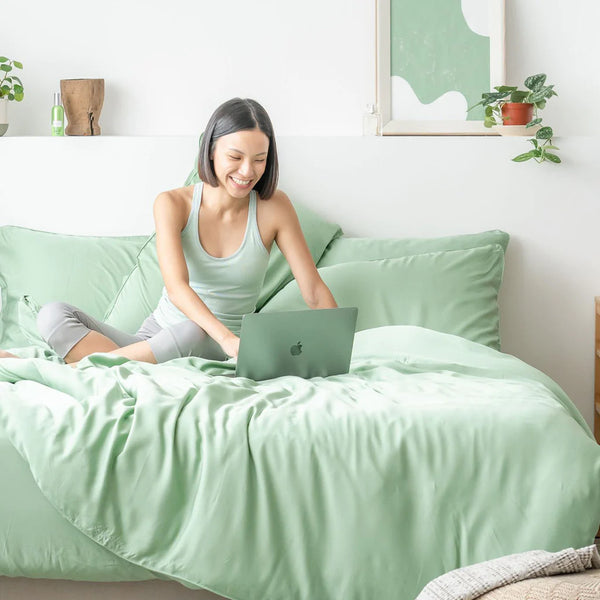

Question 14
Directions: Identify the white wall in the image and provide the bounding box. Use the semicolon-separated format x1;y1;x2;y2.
1;1;599;428
2;0;599;136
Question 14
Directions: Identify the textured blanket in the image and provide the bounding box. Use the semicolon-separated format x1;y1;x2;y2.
416;545;600;600
1;326;599;600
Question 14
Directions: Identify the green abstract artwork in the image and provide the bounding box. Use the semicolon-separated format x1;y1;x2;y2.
390;0;491;121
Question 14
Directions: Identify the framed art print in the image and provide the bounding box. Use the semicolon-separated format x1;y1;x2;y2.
376;0;506;135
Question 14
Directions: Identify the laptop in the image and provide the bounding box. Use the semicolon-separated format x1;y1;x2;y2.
235;307;358;381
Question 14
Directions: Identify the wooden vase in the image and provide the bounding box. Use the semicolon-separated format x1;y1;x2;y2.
60;79;104;136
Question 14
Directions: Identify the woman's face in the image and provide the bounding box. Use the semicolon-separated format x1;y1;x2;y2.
210;128;269;198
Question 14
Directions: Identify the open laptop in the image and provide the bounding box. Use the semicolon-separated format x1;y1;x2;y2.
235;307;358;381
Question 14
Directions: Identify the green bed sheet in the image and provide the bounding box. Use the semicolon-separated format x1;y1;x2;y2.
1;325;599;600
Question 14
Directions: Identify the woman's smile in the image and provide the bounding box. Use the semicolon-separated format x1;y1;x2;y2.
230;175;253;188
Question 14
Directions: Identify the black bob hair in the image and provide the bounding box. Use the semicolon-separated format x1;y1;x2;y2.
198;98;279;199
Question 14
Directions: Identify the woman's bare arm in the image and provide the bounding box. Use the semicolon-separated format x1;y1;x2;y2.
269;191;337;310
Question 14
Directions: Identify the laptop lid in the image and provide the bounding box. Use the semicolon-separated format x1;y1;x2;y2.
235;307;358;381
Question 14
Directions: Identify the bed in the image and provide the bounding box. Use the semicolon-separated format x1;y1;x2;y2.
1;195;600;600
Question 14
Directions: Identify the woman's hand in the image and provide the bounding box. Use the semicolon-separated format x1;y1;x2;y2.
220;334;241;358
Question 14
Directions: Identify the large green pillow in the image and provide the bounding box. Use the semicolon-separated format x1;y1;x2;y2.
103;201;342;334
0;226;147;348
0;273;6;340
261;244;506;350
318;229;509;267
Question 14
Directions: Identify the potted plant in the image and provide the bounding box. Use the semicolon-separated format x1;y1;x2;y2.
469;73;561;164
0;56;25;136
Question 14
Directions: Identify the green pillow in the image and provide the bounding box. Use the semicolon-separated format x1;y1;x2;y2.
18;295;52;349
317;229;509;267
0;226;148;348
0;294;60;355
0;274;6;340
261;244;506;350
103;202;342;334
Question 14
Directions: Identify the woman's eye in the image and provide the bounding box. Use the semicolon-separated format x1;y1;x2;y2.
255;159;266;163
228;156;241;161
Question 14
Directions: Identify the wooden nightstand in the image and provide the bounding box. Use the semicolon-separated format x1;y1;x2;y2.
595;297;600;443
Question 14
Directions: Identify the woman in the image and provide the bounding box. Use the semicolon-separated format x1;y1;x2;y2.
0;98;337;364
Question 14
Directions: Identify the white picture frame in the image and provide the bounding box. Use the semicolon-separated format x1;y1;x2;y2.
376;0;506;136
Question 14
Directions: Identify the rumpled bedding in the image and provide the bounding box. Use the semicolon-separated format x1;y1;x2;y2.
1;325;599;600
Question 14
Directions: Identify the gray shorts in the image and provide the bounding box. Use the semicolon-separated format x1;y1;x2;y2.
36;301;227;363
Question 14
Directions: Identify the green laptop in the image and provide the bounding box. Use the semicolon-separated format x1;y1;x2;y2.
236;307;358;381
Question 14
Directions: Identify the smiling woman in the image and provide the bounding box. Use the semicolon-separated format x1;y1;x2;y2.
0;97;338;366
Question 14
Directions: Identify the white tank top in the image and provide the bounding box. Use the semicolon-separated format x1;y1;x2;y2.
152;182;270;335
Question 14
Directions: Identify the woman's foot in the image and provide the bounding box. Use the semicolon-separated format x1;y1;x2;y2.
0;349;19;359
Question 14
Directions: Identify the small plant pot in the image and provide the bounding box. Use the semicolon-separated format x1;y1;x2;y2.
0;98;8;136
501;102;534;126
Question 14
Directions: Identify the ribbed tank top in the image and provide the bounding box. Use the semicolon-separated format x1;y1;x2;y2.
152;182;270;335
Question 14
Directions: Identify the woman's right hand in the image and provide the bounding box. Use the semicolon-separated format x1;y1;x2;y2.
220;334;240;358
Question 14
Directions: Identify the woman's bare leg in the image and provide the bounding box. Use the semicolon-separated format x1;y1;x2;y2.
0;349;19;359
65;331;157;364
108;340;157;363
64;330;119;363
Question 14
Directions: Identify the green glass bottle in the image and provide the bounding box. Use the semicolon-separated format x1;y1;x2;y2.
51;92;65;136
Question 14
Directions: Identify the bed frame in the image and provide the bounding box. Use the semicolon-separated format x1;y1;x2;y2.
0;576;228;599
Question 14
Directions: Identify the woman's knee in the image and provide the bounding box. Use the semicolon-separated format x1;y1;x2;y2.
37;301;77;342
149;320;227;362
176;321;216;357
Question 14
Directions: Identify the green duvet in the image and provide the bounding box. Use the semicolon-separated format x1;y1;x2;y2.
1;325;599;600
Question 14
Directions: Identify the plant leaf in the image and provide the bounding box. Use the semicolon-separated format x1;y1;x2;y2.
509;90;529;103
529;86;554;103
13;84;23;93
7;92;14;100
0;64;12;72
526;118;542;127
495;85;518;93
14;92;24;101
544;153;561;163
525;73;546;92
467;100;484;111
536;126;553;140
513;151;536;162
13;61;23;69
534;100;546;110
484;91;510;104
544;144;560;150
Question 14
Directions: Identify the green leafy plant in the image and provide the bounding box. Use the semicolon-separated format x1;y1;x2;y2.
0;56;24;102
469;73;560;164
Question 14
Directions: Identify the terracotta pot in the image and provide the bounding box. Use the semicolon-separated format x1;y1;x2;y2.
501;102;534;126
60;79;104;135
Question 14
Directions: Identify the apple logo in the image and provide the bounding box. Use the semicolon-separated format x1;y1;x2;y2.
290;341;303;356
